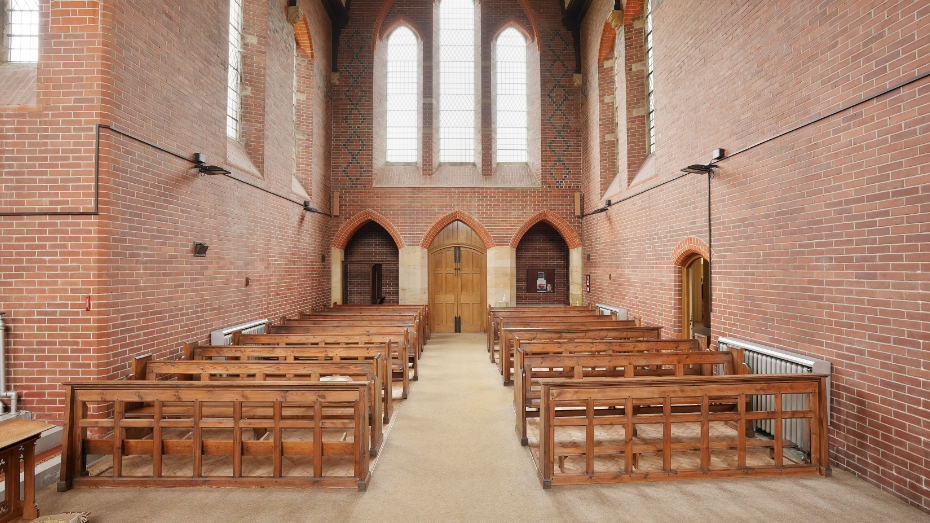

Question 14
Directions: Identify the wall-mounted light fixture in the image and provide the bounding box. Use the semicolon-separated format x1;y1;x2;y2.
192;153;231;176
192;241;209;257
582;199;611;218
303;201;331;216
680;164;716;174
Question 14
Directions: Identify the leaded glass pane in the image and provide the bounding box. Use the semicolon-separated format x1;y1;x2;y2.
7;0;40;62
439;0;476;163
387;27;419;162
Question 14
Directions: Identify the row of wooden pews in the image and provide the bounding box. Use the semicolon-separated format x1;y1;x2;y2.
58;304;429;492
487;305;831;488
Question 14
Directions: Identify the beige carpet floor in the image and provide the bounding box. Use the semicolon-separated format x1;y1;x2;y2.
39;333;929;522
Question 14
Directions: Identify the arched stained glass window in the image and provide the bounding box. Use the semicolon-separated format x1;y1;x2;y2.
386;27;419;163
496;28;527;163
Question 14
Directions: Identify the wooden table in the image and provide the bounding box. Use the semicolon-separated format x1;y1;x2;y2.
0;419;52;522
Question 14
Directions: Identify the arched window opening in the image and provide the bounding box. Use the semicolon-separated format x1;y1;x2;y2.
645;0;655;153
6;0;40;62
386;27;419;163
227;0;245;139
496;28;528;163
438;0;476;163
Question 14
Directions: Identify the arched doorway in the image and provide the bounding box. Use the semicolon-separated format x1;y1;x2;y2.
514;222;569;305
343;222;400;304
681;254;710;340
429;220;487;332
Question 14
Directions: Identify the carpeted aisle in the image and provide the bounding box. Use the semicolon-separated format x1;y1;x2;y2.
38;333;930;522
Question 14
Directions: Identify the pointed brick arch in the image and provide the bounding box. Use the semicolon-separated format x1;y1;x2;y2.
294;15;314;60
672;236;712;266
380;16;424;44
420;210;495;249
333;210;406;250
490;17;535;47
510;211;581;250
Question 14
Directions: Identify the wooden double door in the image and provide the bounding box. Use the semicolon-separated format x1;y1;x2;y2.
429;221;487;333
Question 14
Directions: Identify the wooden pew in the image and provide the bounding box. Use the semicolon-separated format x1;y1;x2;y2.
514;346;749;445
536;374;831;488
133;356;386;456
238;334;412;399
59;381;372;491
492;317;638;364
183;342;395;422
498;326;664;385
281;316;423;360
325;304;430;339
487;307;600;353
267;324;420;381
300;311;427;349
301;310;427;355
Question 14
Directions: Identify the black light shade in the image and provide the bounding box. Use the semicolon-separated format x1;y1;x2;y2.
195;164;231;175
192;241;209;257
681;164;716;174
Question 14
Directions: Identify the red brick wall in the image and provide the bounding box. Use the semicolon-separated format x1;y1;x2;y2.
344;221;400;304
0;0;334;420
515;222;569;305
0;0;108;416
581;0;930;511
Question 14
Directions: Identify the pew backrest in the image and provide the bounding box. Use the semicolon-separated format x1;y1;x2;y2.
497;327;664;383
59;380;372;491
512;347;749;443
181;341;395;420
536;374;831;487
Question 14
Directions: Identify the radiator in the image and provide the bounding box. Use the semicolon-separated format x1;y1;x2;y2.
717;337;831;454
209;319;268;346
595;304;628;320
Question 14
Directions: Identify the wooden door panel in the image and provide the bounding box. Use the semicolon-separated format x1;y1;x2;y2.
459;248;486;333
428;221;487;333
430;248;458;333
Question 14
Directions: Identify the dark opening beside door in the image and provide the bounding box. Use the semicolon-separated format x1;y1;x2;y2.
371;264;383;304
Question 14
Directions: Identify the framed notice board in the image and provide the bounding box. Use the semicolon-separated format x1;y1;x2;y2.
526;269;555;293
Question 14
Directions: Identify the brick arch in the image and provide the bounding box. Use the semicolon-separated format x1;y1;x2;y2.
510;211;581;250
333;210;406;250
294;15;313;60
672;236;712;266
514;0;541;51
598;20;617;63
420;210;496;249
490;17;534;45
379;15;424;44
374;0;540;51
